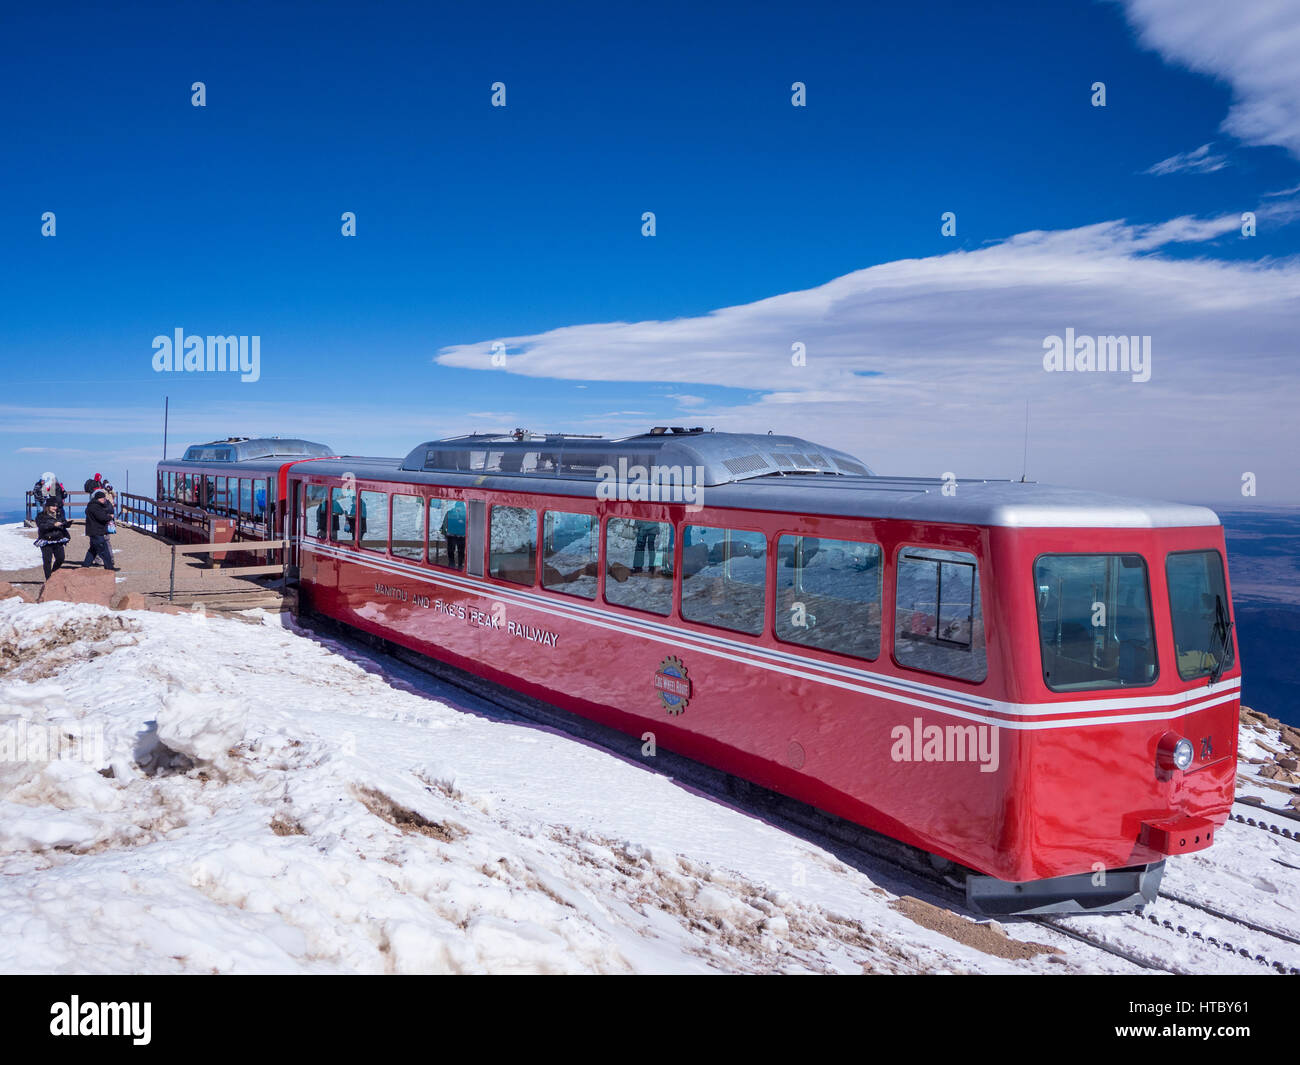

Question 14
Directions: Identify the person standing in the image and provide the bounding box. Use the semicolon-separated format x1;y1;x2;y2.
34;501;71;579
34;471;68;522
83;489;118;571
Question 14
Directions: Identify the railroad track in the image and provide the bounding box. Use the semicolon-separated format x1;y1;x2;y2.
1145;892;1300;975
1231;799;1300;843
300;615;1289;976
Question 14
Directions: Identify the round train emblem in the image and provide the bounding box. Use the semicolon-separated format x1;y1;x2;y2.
654;655;692;715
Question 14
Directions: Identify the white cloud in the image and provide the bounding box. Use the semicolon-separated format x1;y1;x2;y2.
1144;143;1229;175
1120;0;1300;160
435;207;1300;501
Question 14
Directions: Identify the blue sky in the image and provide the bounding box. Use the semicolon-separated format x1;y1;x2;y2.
2;0;1298;504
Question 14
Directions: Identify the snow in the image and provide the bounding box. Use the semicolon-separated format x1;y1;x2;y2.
0;597;1295;974
0;523;37;571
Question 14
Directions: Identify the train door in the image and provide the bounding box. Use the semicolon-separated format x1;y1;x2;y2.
288;478;301;572
466;499;486;577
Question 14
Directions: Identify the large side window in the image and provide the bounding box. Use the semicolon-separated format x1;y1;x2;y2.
358;490;388;553
429;498;467;570
303;484;329;539
895;547;987;682
239;479;252;519
329;486;356;543
1167;550;1234;681
1034;553;1156;691
604;518;674;616
391;495;425;561
680;525;767;635
252;479;268;521
490;505;537;585
776;535;881;660
543;511;597;599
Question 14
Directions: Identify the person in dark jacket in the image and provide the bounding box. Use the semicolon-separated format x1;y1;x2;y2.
34;501;71;579
82;489;117;570
34;471;68;522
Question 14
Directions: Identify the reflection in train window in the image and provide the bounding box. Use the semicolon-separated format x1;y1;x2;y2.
490;506;537;585
680;525;767;635
1167;550;1233;682
895;547;987;682
775;536;881;660
428;498;467;571
329;486;356;542
542;511;597;599
604;518;673;616
391;495;424;561
303;484;329;539
1036;554;1156;691
358;491;388;553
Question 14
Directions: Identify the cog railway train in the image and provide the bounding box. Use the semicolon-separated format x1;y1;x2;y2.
157;429;1240;914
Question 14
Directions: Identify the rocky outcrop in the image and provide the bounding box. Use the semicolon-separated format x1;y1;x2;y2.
37;567;117;607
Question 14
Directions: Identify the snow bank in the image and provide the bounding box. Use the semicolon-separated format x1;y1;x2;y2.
0;597;1294;975
0;523;37;572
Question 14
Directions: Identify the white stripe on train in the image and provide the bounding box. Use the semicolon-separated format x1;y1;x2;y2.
300;541;1240;732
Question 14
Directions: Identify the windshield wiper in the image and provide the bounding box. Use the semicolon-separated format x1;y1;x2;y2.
1208;594;1235;686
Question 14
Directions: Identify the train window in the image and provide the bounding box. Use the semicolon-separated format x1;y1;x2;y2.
303;484;329;538
391;495;425;561
428;498;467;570
252;480;268;521
895;548;987;682
1166;551;1233;682
604;518;674;616
204;476;216;509
490;506;537;585
238;479;252;518
680;525;767;635
1034;554;1156;691
358;491;388;553
775;536;881;660
214;476;231;516
542;511;597;599
329;486;357;543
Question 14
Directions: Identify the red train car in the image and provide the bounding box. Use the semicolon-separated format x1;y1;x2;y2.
174;428;1242;913
156;437;335;547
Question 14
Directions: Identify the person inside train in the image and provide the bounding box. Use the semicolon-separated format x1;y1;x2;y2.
441;501;466;567
34;500;71;579
631;520;658;574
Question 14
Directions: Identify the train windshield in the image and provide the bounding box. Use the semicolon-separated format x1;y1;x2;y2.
1035;554;1157;692
1167;550;1235;682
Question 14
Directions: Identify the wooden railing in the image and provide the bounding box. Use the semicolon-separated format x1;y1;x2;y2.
169;539;287;601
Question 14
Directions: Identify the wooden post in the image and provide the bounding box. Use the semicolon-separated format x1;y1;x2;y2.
169;545;176;602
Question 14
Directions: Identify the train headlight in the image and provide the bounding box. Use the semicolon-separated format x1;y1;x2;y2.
1157;733;1195;772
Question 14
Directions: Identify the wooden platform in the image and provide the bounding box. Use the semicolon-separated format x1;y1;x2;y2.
2;523;293;616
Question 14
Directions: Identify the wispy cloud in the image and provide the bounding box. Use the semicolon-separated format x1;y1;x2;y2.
1121;0;1300;160
1144;143;1229;175
435;206;1300;501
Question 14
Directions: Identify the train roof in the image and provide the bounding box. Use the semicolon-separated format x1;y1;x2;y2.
399;428;874;484
291;454;1221;531
167;437;334;465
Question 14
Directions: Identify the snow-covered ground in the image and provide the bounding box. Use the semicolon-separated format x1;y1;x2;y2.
0;593;1296;974
0;523;37;571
